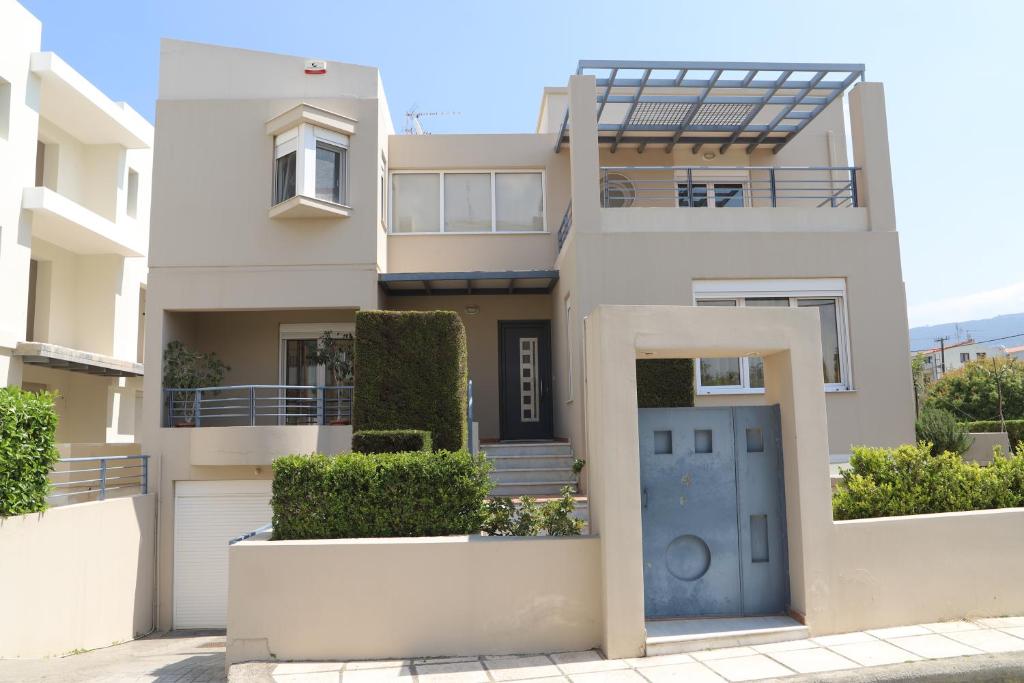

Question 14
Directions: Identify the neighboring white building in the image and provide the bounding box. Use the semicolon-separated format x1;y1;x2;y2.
914;339;1005;381
1005;344;1024;362
0;0;151;443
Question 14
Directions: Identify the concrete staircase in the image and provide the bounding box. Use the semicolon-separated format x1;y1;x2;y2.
481;442;577;497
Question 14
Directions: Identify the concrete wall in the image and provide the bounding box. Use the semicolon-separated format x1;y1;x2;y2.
963;431;1012;466
0;494;156;658
226;534;601;665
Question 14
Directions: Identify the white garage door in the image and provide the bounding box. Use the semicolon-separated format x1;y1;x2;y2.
173;480;272;629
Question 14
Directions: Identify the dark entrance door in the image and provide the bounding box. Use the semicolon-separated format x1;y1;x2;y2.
499;321;553;441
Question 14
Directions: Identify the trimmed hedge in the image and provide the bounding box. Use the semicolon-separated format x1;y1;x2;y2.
1;387;59;517
636;359;695;408
832;442;1024;520
353;311;467;451
964;420;1024;450
352;429;432;454
272;450;491;539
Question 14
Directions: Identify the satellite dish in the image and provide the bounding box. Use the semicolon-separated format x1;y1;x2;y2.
604;173;636;207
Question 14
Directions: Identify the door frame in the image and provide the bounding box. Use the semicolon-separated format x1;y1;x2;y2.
497;319;554;441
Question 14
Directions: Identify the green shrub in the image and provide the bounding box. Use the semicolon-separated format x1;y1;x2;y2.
541;487;586;536
964;420;1024;450
482;496;542;536
163;341;229;425
636;359;694;408
352;429;432;454
923;357;1024;421
832;443;1024;520
353;311;467;451
271;449;490;539
0;387;60;517
915;407;972;455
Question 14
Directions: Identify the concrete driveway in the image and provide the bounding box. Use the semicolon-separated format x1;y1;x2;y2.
0;631;225;683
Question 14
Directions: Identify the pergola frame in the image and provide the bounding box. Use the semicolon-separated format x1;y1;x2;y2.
555;60;864;154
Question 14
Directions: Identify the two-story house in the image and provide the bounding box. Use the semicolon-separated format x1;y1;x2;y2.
0;0;151;446
144;41;915;629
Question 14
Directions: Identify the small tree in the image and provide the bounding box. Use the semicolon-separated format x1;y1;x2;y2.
163;341;229;425
915;407;973;455
923;357;1024;421
308;331;354;385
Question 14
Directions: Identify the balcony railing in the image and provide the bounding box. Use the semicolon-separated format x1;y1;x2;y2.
163;385;354;427
557;201;573;251
600;166;859;209
48;455;149;505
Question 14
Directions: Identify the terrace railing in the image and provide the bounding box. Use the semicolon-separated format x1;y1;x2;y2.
600;166;859;209
163;385;354;427
48;454;149;505
557;201;573;251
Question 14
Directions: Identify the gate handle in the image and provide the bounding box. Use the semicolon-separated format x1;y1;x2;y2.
642;487;648;509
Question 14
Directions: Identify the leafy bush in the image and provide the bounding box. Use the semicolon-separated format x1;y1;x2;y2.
353;311;467;451
272;450;490;539
832;443;1024;520
482;487;584;536
163;341;229;424
308;331;354;385
352;429;432;454
0;387;60;517
636;359;694;408
923;357;1024;421
915;407;972;455
542;487;586;536
964;420;1024;450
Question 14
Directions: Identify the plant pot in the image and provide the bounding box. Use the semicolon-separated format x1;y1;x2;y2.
329;419;352;426
174;421;196;428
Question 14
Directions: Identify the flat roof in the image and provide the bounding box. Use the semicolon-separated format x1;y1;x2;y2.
379;271;558;296
556;60;864;154
15;342;143;378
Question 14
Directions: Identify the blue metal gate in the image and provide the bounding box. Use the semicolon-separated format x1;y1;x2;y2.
638;406;788;618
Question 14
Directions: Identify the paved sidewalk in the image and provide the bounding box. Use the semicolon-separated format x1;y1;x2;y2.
233;617;1024;682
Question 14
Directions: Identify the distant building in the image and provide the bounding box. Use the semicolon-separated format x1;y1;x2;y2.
914;339;1006;380
1005;345;1024;362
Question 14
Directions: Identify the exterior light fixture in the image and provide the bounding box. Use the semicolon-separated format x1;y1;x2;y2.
465;305;480;316
703;151;717;160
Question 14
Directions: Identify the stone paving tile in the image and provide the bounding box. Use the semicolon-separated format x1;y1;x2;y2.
887;634;983;659
274;662;345;674
827;640;922;667
865;625;932;639
920;620;981;633
625;652;695;667
568;669;647;682
550;651;628;675
342;666;414;682
943;629;1024;653
482;654;562;681
346;660;409;671
637;662;727;682
412;656;479;665
691;646;758;662
702;654;795;682
274;672;341;683
766;647;858;674
1001;626;1024;640
752;639;819;654
976;616;1024;629
415;660;489;683
811;632;878;646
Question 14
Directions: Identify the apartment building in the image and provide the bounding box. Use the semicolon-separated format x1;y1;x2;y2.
915;339;1005;381
145;41;915;629
0;0;151;445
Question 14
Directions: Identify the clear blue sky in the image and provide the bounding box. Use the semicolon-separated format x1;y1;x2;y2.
21;0;1024;327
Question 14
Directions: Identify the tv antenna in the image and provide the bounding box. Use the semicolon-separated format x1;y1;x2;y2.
404;107;461;135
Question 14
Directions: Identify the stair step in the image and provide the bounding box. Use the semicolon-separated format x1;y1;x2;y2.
645;616;808;656
486;454;575;470
482;443;572;457
491;482;577;497
489;467;576;484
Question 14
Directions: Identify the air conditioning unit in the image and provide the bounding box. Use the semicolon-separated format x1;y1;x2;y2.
604;172;636;207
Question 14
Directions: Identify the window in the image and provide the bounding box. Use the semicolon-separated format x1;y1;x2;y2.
390;171;545;233
960;352;971;363
977;352;987;359
694;279;852;393
126;169;139;219
678;180;746;208
272;125;348;207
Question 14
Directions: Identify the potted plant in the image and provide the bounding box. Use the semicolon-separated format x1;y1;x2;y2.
163;341;230;427
308;331;354;425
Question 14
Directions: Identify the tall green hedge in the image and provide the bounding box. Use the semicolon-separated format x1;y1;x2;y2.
272;450;491;539
1;387;59;517
636;359;695;408
964;420;1024;451
352;429;432;454
353;311;467;451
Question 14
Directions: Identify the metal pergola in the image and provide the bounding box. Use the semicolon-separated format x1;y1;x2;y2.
555;60;865;154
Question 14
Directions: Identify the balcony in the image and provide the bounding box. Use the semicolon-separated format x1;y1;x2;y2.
23;187;145;256
163;384;353;428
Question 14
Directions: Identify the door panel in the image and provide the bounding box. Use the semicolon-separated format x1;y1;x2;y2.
499;321;553;440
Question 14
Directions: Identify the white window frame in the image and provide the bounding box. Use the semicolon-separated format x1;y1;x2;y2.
388;169;547;234
272;124;350;207
675;169;750;209
278;323;355;387
693;278;853;394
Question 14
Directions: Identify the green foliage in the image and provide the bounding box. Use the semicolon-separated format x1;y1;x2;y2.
541;487;586;536
308;331;354;385
352;429;432;454
482;496;542;536
0;387;60;517
353;311;467;451
915;407;973;455
162;341;229;424
636;359;695;408
271;450;490;539
923;357;1024;421
964;420;1024;451
832;442;1024;520
572;458;585;475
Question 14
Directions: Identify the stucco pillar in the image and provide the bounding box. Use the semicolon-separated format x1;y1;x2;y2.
567;75;600;235
849;83;896;231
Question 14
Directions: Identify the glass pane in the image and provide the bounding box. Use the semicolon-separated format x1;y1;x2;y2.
744;297;790;307
315;143;342;204
274;152;296;204
285;339;318;426
714;183;745;208
697;299;740;386
678;182;709;207
799;298;843;384
444;173;491;232
495;173;544;231
745;299;790;388
392;173;440;232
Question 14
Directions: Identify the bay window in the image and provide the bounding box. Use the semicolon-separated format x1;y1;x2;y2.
269;120;350;216
391;171;545;233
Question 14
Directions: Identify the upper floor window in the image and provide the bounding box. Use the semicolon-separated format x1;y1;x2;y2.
960;352;971;363
273;125;349;207
126;168;140;219
390;171;545;234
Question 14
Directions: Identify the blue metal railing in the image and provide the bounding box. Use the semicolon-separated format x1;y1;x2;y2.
163;384;353;427
48;455;149;504
557;201;572;252
467;379;475;453
229;523;273;545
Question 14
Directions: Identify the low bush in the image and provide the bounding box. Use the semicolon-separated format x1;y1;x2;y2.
832;442;1024;520
636;359;694;408
964;420;1024;450
352;429;432;454
915;407;972;455
272;449;490;539
482;487;584;536
0;387;60;517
